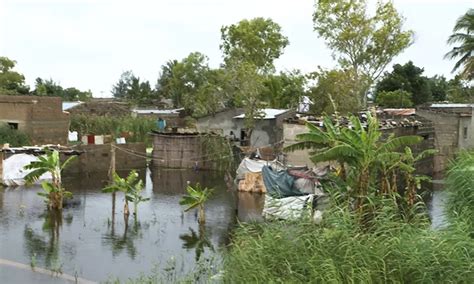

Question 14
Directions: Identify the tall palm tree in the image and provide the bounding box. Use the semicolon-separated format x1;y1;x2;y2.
445;9;474;81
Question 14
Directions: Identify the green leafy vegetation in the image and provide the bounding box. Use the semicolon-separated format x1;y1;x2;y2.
224;207;474;283
24;150;76;210
70;114;156;144
0;125;30;146
179;183;214;224
445;150;474;234
375;90;413;108
313;0;413;107
103;170;149;217
445;9;474;81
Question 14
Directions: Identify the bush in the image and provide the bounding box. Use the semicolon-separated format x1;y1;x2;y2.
375;90;413;108
0;125;30;146
70;115;156;144
445;150;474;233
224;205;474;283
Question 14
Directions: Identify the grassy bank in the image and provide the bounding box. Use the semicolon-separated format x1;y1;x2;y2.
223;151;474;283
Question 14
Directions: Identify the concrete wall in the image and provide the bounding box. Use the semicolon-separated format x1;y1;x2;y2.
63;143;146;175
417;108;474;174
283;120;435;176
196;109;294;148
0;95;69;145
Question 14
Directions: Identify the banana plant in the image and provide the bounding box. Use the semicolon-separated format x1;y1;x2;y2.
179;183;214;224
103;170;149;217
24;150;76;210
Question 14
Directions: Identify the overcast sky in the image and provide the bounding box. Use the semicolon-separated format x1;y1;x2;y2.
0;0;471;97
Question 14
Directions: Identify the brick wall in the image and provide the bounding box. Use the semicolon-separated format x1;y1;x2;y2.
62;143;147;175
0;95;69;145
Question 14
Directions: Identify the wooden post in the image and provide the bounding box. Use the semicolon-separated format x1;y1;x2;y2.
108;141;116;221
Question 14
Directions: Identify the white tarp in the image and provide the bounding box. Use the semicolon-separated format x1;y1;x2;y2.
235;158;284;180
262;194;329;221
2;154;52;186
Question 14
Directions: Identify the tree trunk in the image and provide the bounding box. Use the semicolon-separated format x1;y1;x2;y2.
198;205;205;224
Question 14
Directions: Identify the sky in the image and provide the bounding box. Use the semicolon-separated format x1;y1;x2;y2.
0;0;471;97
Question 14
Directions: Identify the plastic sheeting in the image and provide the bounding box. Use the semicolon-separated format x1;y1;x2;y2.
263;194;328;221
262;166;306;198
263;194;314;220
235;158;284;180
2;154;52;186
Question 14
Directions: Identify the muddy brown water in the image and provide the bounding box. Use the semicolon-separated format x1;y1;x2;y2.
0;169;445;282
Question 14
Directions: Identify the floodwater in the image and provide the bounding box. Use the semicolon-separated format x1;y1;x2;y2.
0;168;241;282
0;168;445;283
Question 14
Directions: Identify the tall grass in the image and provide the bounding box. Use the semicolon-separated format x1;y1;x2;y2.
224;202;474;283
70;115;156;143
445;150;474;234
0;125;30;146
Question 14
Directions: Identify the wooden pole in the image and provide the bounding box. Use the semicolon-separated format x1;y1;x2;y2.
109;140;116;221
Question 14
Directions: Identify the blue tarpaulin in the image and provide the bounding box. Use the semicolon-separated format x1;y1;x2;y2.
261;166;307;198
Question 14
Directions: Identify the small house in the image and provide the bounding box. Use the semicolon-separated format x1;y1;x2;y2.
0;95;69;145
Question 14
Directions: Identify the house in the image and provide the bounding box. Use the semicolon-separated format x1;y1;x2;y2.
131;107;185;127
0;95;69;145
417;104;474;174
196;108;295;148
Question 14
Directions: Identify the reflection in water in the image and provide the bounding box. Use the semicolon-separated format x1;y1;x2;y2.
102;217;144;259
0;168;236;281
179;223;214;261
23;210;67;270
237;192;265;222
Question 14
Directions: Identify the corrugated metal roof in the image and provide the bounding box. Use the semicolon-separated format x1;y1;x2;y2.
382;108;416;116
233;108;290;119
431;104;474;108
132;108;184;114
62;101;83;111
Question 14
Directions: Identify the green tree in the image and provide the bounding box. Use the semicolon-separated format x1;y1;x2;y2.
221;17;289;73
24;150;76;210
156;52;210;114
375;90;413;108
262;70;307;109
307;68;360;115
445;9;474;81
33;78;64;97
111;71;157;105
374;61;432;105
313;0;413;107
0;56;30;95
446;75;474;103
428;75;449;102
227;62;266;142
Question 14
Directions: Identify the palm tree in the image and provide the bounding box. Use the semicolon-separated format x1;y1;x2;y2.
24;150;76;210
179;183;214;224
445;9;474;80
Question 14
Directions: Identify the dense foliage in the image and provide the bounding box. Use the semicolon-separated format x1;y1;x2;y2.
224;208;474;283
375;90;413;108
313;0;413;107
70;115;156;143
445;150;474;234
0;125;30;146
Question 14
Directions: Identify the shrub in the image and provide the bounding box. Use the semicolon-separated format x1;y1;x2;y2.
375;90;413;108
224;205;474;283
445;150;474;233
0;125;30;146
